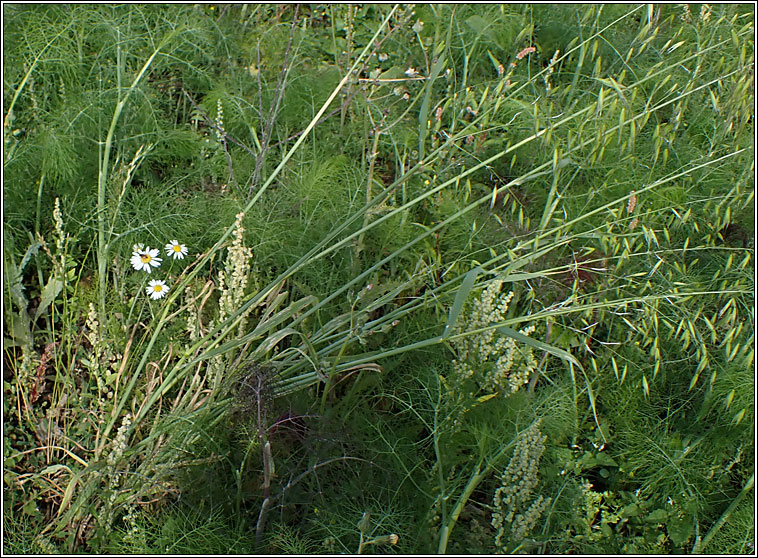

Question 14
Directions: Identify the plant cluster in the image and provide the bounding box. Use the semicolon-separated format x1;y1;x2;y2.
451;279;537;395
491;420;550;552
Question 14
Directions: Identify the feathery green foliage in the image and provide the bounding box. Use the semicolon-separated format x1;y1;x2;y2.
3;3;753;554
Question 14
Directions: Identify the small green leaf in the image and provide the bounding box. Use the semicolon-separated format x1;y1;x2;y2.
23;498;40;517
358;511;372;534
477;393;498;404
667;514;694;545
5;311;32;347
32;275;64;321
593;452;618;468
621;503;640;518
379;66;407;80
579;452;598;468
18;240;43;275
442;266;482;339
647;509;668;523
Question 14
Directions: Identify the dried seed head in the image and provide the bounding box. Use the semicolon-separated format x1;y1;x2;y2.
515;46;536;60
233;363;278;424
627;190;637;214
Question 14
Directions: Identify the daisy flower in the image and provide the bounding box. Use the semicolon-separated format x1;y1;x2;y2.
130;246;162;273
146;279;169;300
164;240;188;260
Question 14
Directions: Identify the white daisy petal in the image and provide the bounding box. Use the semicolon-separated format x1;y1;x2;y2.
130;252;144;271
146;248;162;269
146;279;169;300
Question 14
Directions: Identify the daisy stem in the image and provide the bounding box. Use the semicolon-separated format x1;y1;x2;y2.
126;276;149;326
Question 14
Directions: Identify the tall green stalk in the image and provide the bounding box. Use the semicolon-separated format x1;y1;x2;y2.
694;473;754;553
96;33;175;322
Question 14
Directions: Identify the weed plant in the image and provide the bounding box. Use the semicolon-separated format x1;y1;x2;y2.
3;3;754;554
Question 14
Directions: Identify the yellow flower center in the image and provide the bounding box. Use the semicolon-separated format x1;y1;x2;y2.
154;285;163;292
172;245;182;252
140;254;151;263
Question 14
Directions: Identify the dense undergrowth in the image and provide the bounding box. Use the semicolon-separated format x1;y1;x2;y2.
3;3;754;554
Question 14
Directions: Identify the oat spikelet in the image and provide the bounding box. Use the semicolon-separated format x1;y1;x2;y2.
627;190;637;214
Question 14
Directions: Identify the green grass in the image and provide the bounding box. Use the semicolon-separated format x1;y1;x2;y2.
3;3;754;554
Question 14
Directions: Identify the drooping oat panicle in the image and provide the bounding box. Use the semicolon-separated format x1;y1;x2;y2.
681;4;692;22
700;3;712;23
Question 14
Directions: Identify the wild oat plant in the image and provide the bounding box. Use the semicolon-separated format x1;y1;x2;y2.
3;3;753;554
